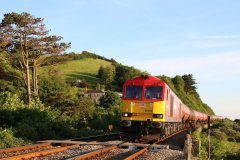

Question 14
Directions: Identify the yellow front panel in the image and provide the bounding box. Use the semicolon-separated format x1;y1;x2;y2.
121;100;165;122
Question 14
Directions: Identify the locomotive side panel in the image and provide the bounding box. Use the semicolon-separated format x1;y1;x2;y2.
164;85;182;122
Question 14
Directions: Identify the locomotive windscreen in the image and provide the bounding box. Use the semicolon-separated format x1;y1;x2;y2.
145;86;163;100
125;86;142;99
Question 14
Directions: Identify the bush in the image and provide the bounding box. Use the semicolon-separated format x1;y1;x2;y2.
0;92;75;141
88;106;121;132
0;128;27;148
99;91;121;108
0;91;25;110
194;119;240;160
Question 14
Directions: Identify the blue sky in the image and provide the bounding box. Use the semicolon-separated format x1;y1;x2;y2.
1;0;240;119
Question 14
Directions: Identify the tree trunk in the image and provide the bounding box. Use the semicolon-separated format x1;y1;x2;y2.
26;59;31;104
32;62;38;97
23;33;31;105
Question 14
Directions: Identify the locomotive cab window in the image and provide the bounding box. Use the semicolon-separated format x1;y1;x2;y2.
125;86;143;99
145;86;163;100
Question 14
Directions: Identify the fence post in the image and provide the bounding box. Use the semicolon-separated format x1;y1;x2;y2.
187;134;192;160
208;116;211;160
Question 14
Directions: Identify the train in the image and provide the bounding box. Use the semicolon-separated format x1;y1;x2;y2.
120;75;223;139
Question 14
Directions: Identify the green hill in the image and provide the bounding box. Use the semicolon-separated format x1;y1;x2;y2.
40;58;112;86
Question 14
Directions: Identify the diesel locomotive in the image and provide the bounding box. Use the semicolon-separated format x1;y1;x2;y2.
120;75;222;139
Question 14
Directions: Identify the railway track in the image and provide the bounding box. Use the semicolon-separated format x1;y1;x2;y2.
123;128;188;160
0;129;188;160
70;133;123;142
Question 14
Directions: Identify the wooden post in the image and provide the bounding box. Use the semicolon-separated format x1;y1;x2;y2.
187;134;192;160
108;124;113;133
208;116;211;160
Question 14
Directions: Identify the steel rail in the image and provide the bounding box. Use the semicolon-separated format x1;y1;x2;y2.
0;144;79;160
70;133;122;142
0;143;51;154
67;145;118;160
66;141;128;160
123;127;188;160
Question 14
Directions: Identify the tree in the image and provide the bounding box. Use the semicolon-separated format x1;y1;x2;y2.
98;66;104;79
31;35;70;97
172;75;185;92
98;65;116;88
99;91;121;108
0;12;70;104
182;74;197;95
114;64;143;90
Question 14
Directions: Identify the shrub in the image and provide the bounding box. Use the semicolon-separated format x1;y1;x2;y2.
0;128;27;148
88;106;121;132
99;91;121;108
194;119;240;160
0;91;25;110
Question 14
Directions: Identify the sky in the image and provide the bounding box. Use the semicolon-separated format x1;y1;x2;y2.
1;0;240;120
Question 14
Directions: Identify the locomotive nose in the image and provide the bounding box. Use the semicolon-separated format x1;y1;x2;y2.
120;120;131;127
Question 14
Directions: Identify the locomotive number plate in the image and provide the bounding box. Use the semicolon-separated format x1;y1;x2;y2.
140;102;145;107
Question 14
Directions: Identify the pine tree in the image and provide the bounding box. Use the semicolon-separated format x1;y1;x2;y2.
0;12;70;104
182;74;197;95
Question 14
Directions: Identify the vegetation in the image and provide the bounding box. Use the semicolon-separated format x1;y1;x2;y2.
193;119;240;159
158;75;214;114
0;12;70;104
40;58;112;88
0;11;216;149
0;128;27;148
99;91;121;109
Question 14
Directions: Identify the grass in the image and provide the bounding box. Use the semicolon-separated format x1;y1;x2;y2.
40;58;112;85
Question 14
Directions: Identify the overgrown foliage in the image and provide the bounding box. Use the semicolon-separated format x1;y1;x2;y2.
193;119;240;159
0;128;27;148
98;65;116;88
99;91;121;108
114;63;145;91
89;106;121;132
158;75;214;114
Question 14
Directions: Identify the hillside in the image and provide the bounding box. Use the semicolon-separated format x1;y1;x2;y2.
40;58;112;86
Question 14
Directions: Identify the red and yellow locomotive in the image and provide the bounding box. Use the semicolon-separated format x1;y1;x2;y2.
120;75;221;139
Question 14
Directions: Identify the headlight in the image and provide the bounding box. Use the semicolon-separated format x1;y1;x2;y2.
153;114;163;118
122;113;132;117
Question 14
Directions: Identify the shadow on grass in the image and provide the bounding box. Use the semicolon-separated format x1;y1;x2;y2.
66;72;101;84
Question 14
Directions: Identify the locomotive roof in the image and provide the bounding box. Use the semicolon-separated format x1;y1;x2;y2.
124;75;165;86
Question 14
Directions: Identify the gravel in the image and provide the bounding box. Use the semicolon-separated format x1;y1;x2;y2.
27;145;104;160
1;140;186;160
135;149;185;160
0;146;54;158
